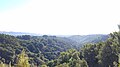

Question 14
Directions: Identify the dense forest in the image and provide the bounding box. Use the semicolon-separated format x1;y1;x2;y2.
0;31;120;67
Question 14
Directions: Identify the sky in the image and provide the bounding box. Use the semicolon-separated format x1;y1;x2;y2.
0;0;120;35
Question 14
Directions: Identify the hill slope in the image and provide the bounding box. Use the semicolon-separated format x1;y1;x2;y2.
0;33;109;66
68;34;109;47
0;34;77;65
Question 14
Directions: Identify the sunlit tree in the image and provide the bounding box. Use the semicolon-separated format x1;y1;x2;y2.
0;62;5;67
16;49;30;67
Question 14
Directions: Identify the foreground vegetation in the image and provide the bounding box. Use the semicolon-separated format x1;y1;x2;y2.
0;31;120;67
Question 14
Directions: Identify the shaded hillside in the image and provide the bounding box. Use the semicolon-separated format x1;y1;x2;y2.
68;34;109;47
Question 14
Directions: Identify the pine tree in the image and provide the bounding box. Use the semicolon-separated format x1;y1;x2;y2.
16;49;30;67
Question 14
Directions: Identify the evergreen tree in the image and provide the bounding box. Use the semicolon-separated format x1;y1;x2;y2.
16;49;30;67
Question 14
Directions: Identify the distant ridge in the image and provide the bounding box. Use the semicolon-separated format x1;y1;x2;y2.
0;31;71;37
68;34;109;46
0;31;41;36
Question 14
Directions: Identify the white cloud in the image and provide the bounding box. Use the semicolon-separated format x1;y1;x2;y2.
0;0;120;35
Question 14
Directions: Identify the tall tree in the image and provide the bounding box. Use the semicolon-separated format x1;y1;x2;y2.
16;49;30;67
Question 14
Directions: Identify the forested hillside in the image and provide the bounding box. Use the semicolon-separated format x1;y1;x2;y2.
0;31;120;67
68;34;109;47
0;34;78;66
43;31;120;67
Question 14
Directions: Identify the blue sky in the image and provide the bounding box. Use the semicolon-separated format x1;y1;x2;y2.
0;0;119;35
0;0;28;11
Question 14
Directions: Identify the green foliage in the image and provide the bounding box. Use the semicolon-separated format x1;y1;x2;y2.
47;49;88;67
80;31;120;67
118;54;120;67
1;31;120;67
16;49;30;67
68;34;109;47
55;63;69;67
0;34;77;66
